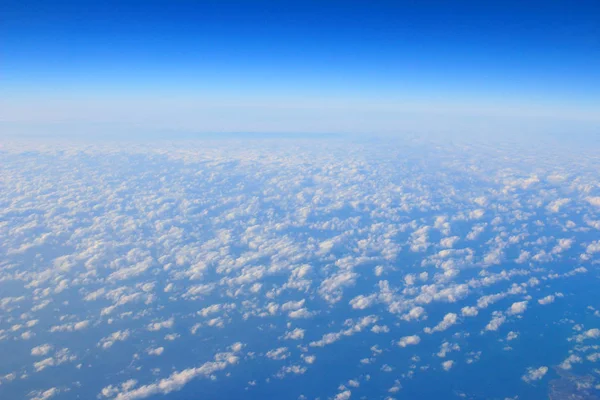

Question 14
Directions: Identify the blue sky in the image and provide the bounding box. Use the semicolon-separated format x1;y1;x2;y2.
2;0;600;135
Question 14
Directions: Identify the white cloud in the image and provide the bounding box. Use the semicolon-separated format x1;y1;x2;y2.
546;198;570;213
147;318;174;332
538;295;555;305
559;354;582;370
266;347;289;361
507;301;528;315
440;236;459;248
31;344;53;356
29;387;60;400
401;306;427;321
461;306;478;317
103;344;243;399
100;330;131;349
398;335;421;347
49;320;90;333
302;354;316;364
441;360;454;371
334;390;351;400
424;313;458;334
586;196;600;207
349;294;377;310
485;313;506;332
147;347;164;356
522;366;548;383
575;328;600;342
282;328;305;340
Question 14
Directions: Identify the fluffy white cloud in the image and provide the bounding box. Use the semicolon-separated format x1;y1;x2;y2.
522;366;548;383
485;313;506;332
104;344;243;399
282;328;305;340
424;313;458;334
401;306;427;321
461;306;478;317
147;318;174;332
507;301;528;315
398;335;421;347
147;347;164;356
349;294;377;310
31;344;53;356
441;360;454;371
538;295;555;305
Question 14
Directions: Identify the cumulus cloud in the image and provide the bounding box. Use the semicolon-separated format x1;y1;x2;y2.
398;335;421;347
401;306;427;321
147;318;174;332
349;294;377;310
507;301;528;315
147;347;164;356
574;328;600;342
266;347;290;361
282;328;305;340
424;313;458;334
310;316;377;348
522;366;548;383
485;313;506;332
31;344;53;356
100;330;131;349
461;306;478;317
102;343;244;399
441;360;454;371
538;295;555;305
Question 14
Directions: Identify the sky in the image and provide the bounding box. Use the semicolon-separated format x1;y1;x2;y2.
2;0;600;136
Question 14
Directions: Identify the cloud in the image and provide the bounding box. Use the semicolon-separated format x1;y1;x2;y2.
585;196;600;207
586;241;600;254
147;347;164;356
100;330;131;349
266;347;289;361
104;344;243;400
424;313;458;334
538;295;555;305
29;388;60;400
371;324;389;333
288;308;315;319
33;348;77;372
522;366;548;383
507;301;528;315
401;306;427;321
461;306;478;317
440;236;459;248
310;316;377;347
546;198;570;213
485;313;506;332
334;390;351;400
441;360;454;371
282;328;305;340
302;354;316;364
147;318;174;332
49;320;90;333
31;344;53;356
398;335;421;347
574;328;600;342
319;271;358;303
559;354;582;370
349;294;377;310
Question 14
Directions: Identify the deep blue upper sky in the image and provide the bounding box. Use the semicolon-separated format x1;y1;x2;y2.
2;0;600;135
